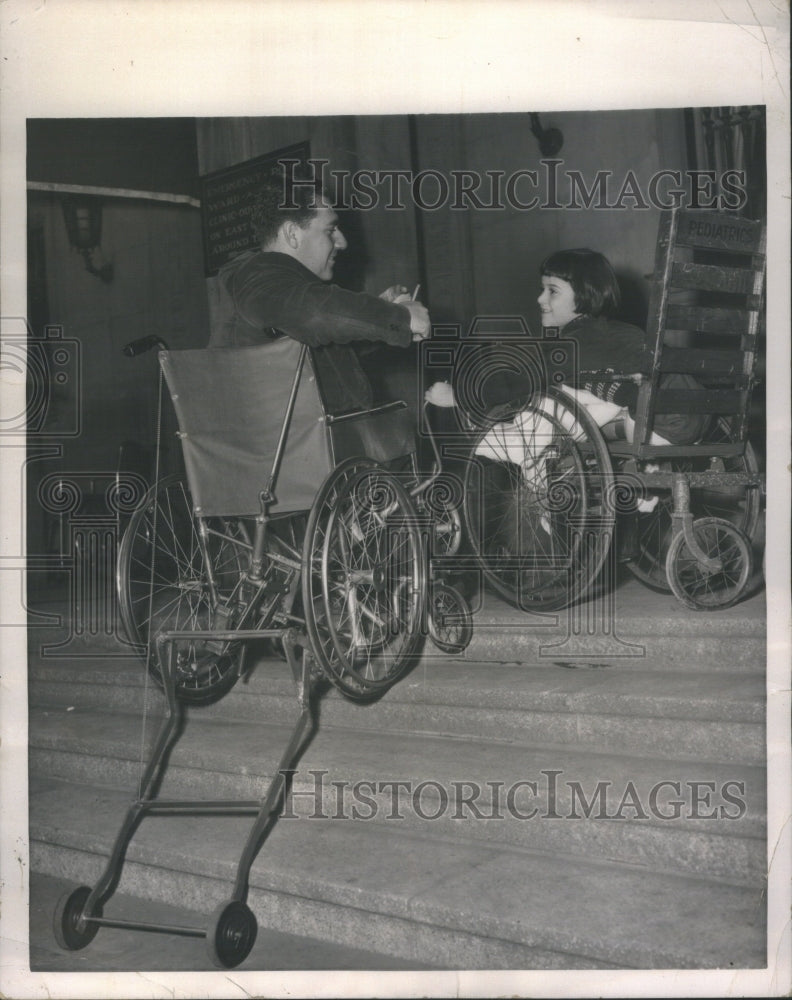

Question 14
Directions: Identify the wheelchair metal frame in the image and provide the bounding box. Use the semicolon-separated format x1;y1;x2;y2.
55;340;470;968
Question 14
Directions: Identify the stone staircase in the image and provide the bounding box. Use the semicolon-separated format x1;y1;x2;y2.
27;578;767;970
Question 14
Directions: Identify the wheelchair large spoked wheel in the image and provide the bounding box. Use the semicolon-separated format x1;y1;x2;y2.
626;418;762;592
463;388;615;611
117;476;248;704
303;459;425;700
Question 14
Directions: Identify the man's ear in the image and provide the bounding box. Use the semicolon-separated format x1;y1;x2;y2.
281;219;302;250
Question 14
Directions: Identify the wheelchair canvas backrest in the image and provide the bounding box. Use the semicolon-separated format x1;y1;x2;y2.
631;206;766;458
159;338;333;516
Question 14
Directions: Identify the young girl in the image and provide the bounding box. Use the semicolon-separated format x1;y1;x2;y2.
536;248;706;446
426;248;709;541
426;247;706;446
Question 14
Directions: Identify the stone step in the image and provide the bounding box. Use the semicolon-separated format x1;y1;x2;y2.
27;576;766;675
30;655;766;765
29;705;766;886
30;775;766;970
460;585;766;669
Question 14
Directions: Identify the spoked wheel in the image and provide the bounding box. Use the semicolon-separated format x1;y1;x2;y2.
626;419;761;591
428;582;473;654
463;388;615;611
117;476;249;704
303;459;425;700
53;886;102;951
666;517;753;610
422;473;464;559
206;900;257;968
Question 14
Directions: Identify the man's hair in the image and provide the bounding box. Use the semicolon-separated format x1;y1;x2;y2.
540;248;621;317
250;167;324;247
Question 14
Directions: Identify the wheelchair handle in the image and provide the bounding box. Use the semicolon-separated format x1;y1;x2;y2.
422;399;444;475
122;335;170;357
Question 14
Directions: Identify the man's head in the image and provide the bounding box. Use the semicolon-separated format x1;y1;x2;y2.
251;172;347;280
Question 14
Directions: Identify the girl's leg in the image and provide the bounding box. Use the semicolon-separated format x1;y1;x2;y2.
557;385;624;434
622;413;672;447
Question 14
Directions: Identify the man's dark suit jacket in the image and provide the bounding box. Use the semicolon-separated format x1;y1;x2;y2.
217;250;413;414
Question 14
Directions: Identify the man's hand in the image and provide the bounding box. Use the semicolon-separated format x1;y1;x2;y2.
380;285;409;303
380;284;430;339
425;380;456;407
403;300;431;341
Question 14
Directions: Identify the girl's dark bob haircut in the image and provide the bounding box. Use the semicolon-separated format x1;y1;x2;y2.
540;248;621;317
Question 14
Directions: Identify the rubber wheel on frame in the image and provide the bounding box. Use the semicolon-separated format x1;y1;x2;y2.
626;418;761;592
665;516;753;610
53;886;102;951
116;476;247;705
428;582;473;654
206;900;257;969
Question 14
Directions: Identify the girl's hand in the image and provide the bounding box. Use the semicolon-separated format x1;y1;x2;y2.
425;381;456;407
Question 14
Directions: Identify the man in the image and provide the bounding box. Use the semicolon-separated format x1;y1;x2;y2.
216;173;430;415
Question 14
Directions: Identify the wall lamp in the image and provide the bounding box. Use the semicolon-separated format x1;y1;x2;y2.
530;113;564;158
61;195;114;283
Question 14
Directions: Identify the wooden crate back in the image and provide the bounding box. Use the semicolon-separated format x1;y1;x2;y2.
630;207;765;457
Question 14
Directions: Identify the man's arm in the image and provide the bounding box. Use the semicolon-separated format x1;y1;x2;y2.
231;254;420;348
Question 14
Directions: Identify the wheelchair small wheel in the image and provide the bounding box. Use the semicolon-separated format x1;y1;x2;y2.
117;476;248;705
206;900;257;969
423;474;464;558
53;886;101;951
626;419;761;592
463;387;615;611
665;517;753;610
303;460;425;700
428;582;473;654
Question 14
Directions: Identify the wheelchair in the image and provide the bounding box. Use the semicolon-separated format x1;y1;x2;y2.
116;335;470;705
461;206;765;613
55;333;472;969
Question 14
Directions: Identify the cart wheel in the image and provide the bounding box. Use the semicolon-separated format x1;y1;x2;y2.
665;517;753;610
626;418;761;591
53;886;102;951
428;582;473;654
206;900;257;969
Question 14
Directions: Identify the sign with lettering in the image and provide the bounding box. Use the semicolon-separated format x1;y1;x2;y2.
199;141;310;276
679;210;764;252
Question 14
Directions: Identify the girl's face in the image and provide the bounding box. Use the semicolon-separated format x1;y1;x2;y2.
538;275;580;330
